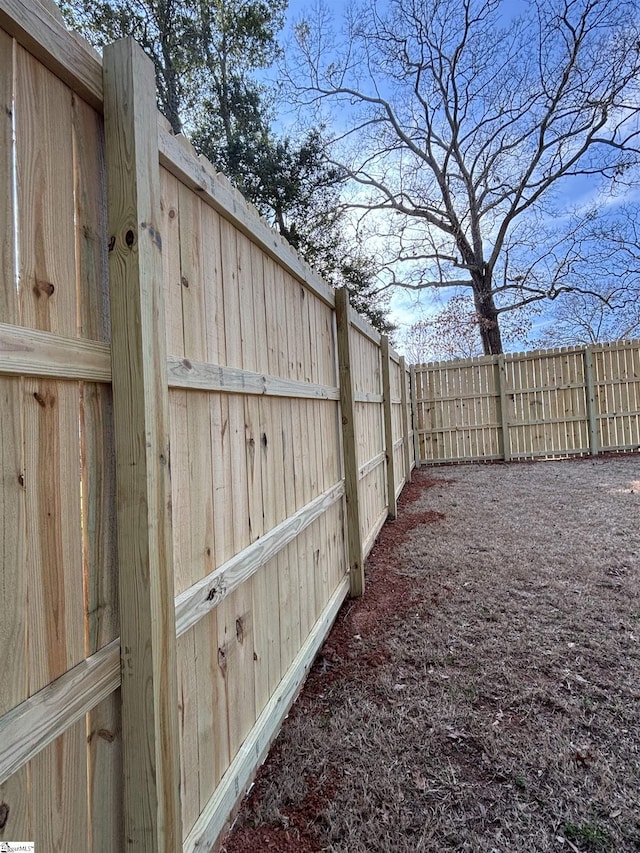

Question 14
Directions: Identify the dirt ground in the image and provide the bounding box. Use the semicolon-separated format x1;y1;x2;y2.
221;456;640;853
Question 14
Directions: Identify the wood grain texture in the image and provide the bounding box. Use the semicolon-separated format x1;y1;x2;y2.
362;506;388;561
0;639;119;784
158;125;335;309
167;355;339;400
0;30;28;841
162;175;201;835
381;336;397;519
349;305;381;346
183;575;350;853
0;0;103;110
399;358;412;485
73;132;119;850
218;214;256;758
178;183;223;828
335;288;364;597
198;198;231;797
350;323;386;556
16;47;89;849
358;451;386;481
0;323;111;379
103;38;182;852
0;27;15;327
174;482;345;637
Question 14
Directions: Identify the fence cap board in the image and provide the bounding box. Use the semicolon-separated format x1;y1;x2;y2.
411;338;640;371
158;124;337;311
0;0;103;110
348;306;382;345
591;337;640;352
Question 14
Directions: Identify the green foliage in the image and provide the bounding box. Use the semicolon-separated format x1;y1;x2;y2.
563;821;611;851
196;119;393;334
58;0;286;134
59;0;392;333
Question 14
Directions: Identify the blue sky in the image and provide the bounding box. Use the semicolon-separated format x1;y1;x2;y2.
276;0;640;353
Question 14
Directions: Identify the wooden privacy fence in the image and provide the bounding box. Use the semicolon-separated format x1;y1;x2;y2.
413;341;640;464
0;4;415;851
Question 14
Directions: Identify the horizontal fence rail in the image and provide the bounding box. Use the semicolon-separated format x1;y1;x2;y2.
0;3;416;850
413;342;640;464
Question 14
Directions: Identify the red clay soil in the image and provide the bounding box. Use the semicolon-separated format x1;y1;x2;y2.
222;470;446;853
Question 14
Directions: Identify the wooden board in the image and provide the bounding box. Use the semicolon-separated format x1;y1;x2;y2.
0;28;29;843
103;39;182;852
0;0;103;111
335;289;364;596
381;336;397;519
72;85;123;853
413;342;640;464
16;44;89;850
200;200;230;804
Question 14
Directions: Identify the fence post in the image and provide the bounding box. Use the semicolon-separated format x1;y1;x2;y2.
497;355;511;462
410;365;422;468
399;356;411;484
381;336;397;518
335;288;364;597
103;38;182;851
583;346;599;456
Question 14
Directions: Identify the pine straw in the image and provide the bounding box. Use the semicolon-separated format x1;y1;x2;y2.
221;457;640;853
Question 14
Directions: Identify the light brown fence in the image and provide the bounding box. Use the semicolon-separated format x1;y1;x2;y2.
0;4;415;850
414;341;640;464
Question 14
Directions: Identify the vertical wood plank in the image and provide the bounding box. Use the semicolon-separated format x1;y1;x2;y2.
401;359;411;482
0;28;16;327
16;45;89;851
103;38;182;852
0;26;28;843
335;288;364;597
497;355;511;462
410;366;421;467
72;90;123;853
199;202;231;792
218;214;256;760
0;33;29;842
380;336;397;519
177;184;214;833
584;346;599;456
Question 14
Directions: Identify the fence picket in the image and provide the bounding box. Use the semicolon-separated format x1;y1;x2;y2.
103;38;182;851
413;342;640;464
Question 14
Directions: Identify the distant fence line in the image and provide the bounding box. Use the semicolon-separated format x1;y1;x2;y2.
413;341;640;464
0;4;414;851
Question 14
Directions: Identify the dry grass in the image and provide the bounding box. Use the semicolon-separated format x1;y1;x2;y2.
222;456;640;853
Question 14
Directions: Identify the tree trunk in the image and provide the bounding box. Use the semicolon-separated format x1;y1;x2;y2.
472;277;503;355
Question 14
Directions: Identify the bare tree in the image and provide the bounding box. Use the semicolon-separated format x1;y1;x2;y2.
401;294;534;362
289;0;640;354
536;203;640;345
538;290;640;345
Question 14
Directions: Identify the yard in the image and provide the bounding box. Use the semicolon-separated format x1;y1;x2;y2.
221;457;640;853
